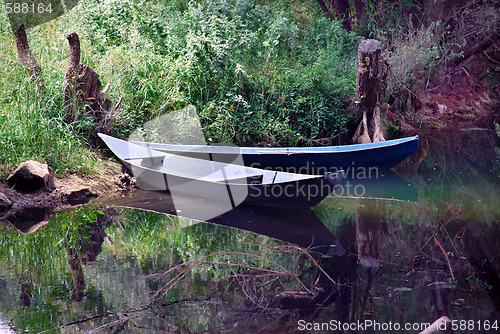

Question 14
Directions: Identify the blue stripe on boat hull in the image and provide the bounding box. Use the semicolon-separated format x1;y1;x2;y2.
244;137;419;173
144;136;419;174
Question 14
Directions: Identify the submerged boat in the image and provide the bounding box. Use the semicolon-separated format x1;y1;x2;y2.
131;135;419;174
98;134;344;209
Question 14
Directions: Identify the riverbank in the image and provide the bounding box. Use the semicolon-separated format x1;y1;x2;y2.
0;159;125;218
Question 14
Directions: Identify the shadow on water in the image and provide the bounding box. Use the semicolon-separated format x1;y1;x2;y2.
0;207;53;235
0;131;499;333
99;189;345;257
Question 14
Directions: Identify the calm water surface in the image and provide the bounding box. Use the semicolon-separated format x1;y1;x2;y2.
0;133;499;333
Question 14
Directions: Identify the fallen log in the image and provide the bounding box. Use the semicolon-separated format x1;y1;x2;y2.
419;316;452;334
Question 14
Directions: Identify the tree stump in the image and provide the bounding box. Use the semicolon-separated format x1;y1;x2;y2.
63;32;81;123
63;32;117;134
14;24;44;91
352;39;388;144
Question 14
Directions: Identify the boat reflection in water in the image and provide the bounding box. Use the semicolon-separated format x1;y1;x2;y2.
98;170;418;257
333;170;418;202
99;189;345;257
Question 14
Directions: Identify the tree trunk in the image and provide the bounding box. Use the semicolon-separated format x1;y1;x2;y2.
353;0;366;22
353;39;388;144
63;32;111;125
14;24;44;91
316;0;334;20
333;0;351;31
63;32;81;123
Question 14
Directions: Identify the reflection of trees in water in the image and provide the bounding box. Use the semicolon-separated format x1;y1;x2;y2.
64;208;115;302
55;204;500;330
0;205;118;331
401;128;498;177
19;278;31;307
355;199;387;268
316;200;500;328
297;199;388;323
398;130;499;222
2;199;498;332
66;248;86;302
461;223;500;310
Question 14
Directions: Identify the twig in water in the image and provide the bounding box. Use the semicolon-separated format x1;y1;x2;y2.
417;201;461;256
238;241;340;287
434;237;455;282
63;312;112;326
86;315;137;334
35;312;113;334
149;250;314;301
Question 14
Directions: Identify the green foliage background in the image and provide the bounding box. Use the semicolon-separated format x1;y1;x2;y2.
76;0;359;145
0;0;359;174
0;0;497;174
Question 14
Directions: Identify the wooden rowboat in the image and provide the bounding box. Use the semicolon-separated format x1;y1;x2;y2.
98;134;344;209
130;135;419;174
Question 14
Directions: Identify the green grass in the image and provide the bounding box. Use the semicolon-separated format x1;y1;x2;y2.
0;0;360;175
0;12;99;176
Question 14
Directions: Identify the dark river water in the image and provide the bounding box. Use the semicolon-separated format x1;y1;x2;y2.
1;132;499;333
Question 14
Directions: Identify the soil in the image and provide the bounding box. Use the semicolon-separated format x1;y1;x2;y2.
396;48;500;135
0;159;129;216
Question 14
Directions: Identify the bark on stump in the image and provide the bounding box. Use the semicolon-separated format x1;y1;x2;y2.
63;32;81;123
63;32;116;134
14;24;44;91
63;32;109;123
353;39;388;144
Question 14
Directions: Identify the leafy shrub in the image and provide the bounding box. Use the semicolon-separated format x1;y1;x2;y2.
74;0;360;146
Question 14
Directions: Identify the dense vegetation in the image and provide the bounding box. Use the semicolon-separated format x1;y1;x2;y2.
79;0;360;145
0;0;497;175
0;0;360;174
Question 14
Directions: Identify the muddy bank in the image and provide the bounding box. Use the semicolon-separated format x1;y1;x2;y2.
387;47;500;137
0;159;126;220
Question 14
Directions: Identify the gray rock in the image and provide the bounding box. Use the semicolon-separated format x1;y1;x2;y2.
7;160;53;192
0;192;12;209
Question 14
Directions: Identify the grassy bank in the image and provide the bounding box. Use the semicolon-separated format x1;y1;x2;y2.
1;0;496;177
0;0;360;176
0;14;97;176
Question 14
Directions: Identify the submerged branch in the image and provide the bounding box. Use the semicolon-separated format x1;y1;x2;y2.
238;241;340;286
434;237;456;282
86;315;138;334
150;249;326;301
63;312;112;326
